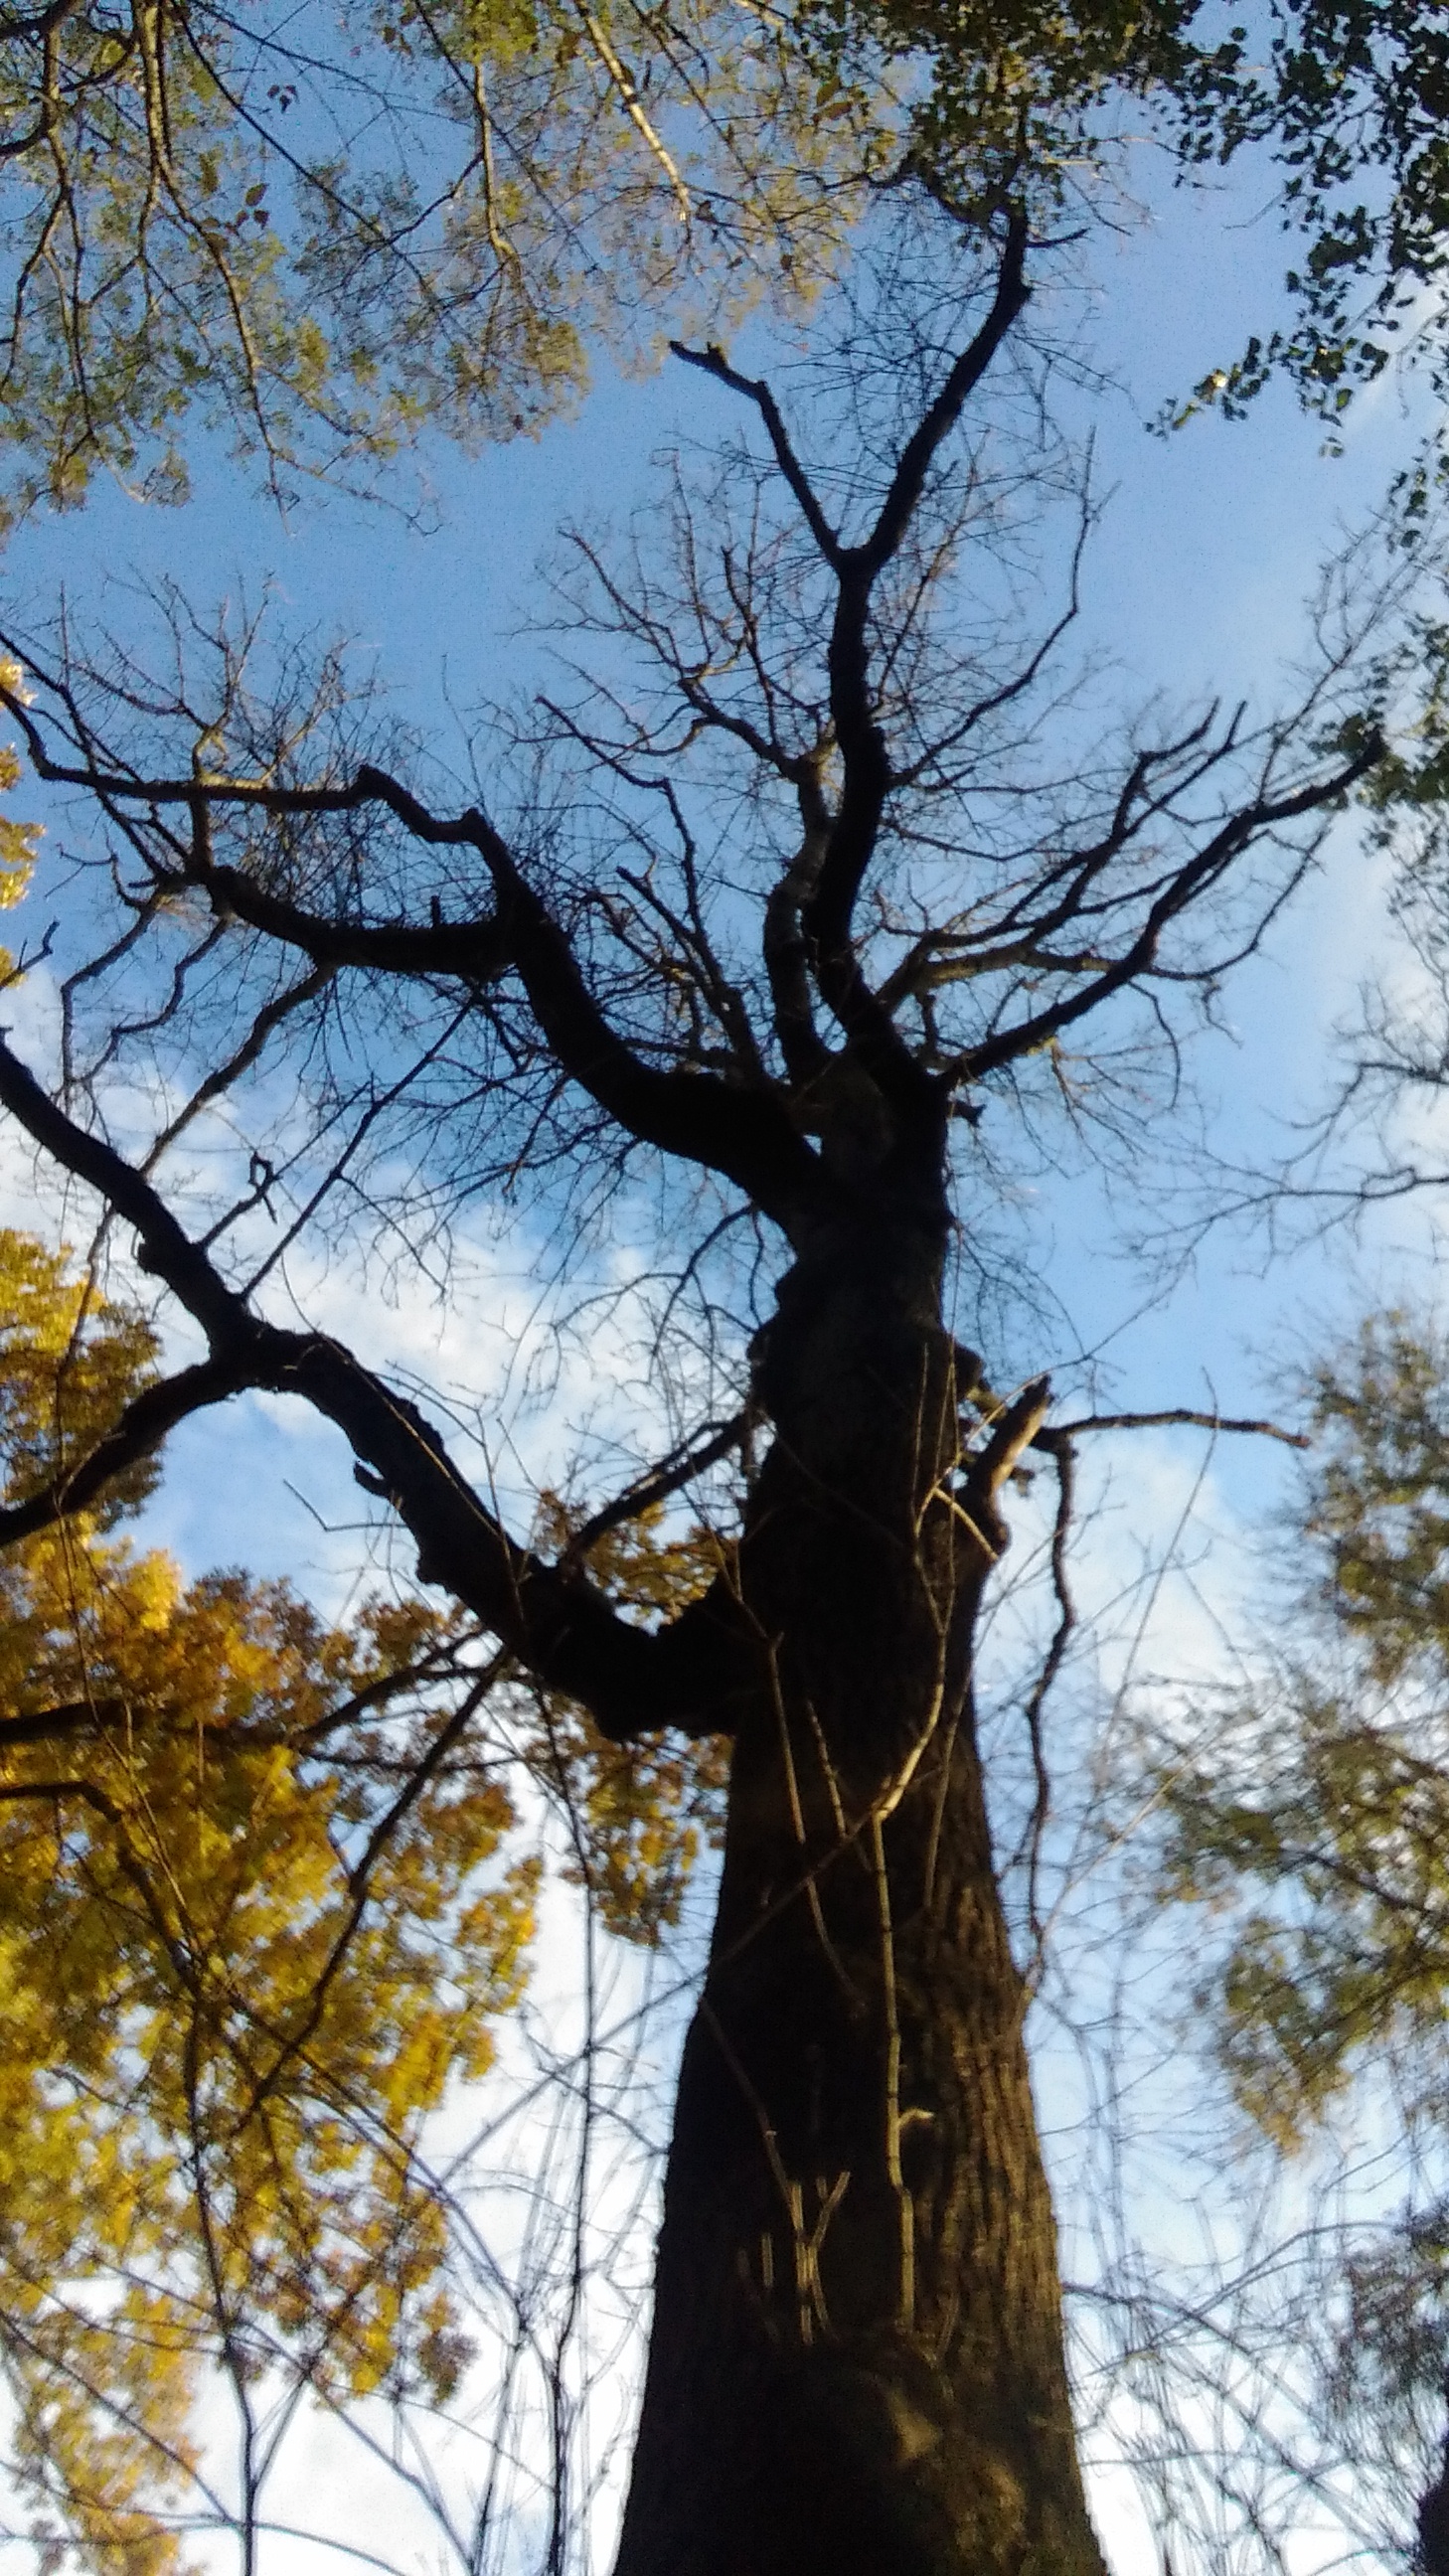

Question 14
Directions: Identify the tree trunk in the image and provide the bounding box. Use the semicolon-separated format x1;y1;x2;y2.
613;1205;1106;2576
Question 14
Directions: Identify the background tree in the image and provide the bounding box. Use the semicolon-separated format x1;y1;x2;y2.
0;172;1404;2576
10;0;1449;520
822;0;1449;443
1127;1313;1449;2569
0;0;882;518
0;1217;727;2572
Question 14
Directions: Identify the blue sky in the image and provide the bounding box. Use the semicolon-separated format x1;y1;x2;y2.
1;131;1446;2576
3;156;1434;1608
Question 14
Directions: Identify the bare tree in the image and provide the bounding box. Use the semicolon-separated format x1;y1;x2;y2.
0;187;1392;2576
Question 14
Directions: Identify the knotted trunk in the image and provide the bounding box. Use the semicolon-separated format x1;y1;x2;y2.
613;1205;1105;2576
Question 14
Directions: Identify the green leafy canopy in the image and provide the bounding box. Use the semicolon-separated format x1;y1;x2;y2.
9;0;1449;517
1160;1315;1449;2152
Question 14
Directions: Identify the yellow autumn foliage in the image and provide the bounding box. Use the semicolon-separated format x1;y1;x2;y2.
529;1494;729;1940
0;1234;536;2571
0;647;41;1000
0;1233;727;2572
0;658;39;928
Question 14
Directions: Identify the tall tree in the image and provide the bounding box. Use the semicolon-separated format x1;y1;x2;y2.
0;178;1399;2575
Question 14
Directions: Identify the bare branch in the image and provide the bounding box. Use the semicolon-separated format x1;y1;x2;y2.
1047;1408;1310;1450
958;734;1384;1083
669;342;843;566
0;1035;753;1739
805;211;1032;988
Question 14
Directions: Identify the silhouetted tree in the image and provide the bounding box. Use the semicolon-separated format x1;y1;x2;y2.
0;189;1394;2575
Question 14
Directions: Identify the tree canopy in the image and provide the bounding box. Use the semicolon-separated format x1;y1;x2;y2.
0;0;877;518
1139;1314;1449;2559
7;0;1449;519
1163;1316;1449;2147
831;1;1449;433
0;1221;726;2569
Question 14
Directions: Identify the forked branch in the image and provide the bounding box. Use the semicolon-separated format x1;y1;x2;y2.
0;676;828;1223
0;1037;752;1740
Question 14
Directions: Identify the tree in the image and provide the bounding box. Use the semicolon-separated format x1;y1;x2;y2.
0;169;1402;2574
1136;1312;1449;2565
1160;1322;1449;2149
0;1218;727;2570
0;0;884;518
9;0;1449;522
825;0;1449;442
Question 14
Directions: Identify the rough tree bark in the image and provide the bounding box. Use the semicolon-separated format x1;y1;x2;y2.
614;1174;1103;2576
0;189;1383;2576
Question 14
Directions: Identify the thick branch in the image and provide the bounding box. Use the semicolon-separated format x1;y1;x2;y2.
806;214;1033;992
0;1040;754;1739
0;690;519;975
670;226;1033;1103
857;211;1032;583
0;1700;124;1748
0;1359;249;1543
1;695;827;1221
761;773;833;1088
0;1036;246;1345
960;1372;1051;1557
482;837;823;1217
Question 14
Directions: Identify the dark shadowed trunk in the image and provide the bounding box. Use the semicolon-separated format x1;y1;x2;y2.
1418;2394;1449;2576
615;1138;1105;2576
